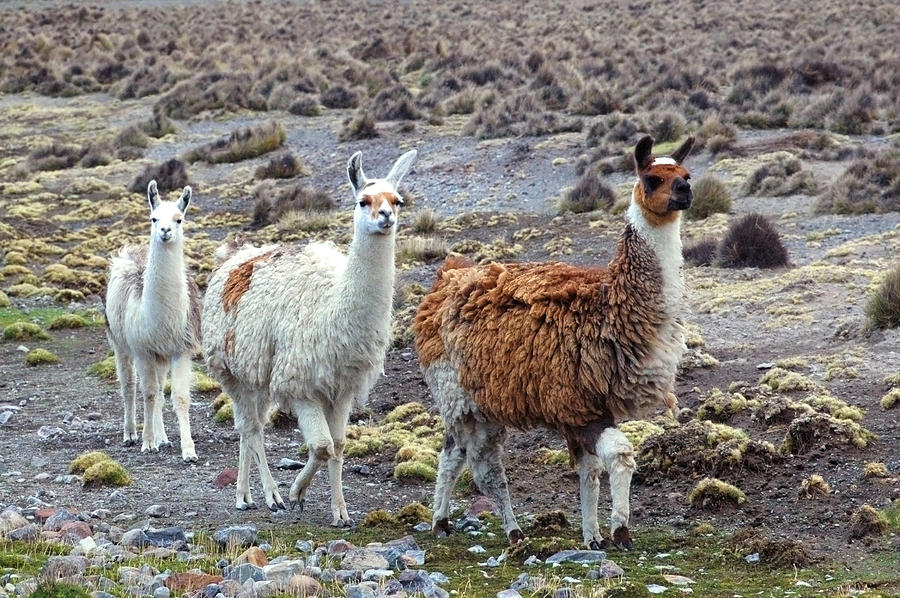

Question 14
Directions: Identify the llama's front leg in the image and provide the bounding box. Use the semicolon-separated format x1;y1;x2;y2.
289;401;333;512
235;434;255;510
599;427;636;549
468;423;524;546
114;350;138;446
432;433;468;537
137;359;165;453
578;452;604;550
170;354;197;462
325;397;353;527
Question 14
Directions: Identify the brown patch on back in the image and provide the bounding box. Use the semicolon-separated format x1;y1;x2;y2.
222;251;275;313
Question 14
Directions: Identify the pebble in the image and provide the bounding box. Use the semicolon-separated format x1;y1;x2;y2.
647;584;668;594
262;560;305;582
0;510;28;536
37;426;65;440
456;516;482;532
523;555;541;567
0;411;12;425
402;550;425;566
212;468;238;489
42;556;89;580
226;564;264;584
466;496;498;517
234;546;268;568
497;590;522;598
412;522;431;533
327;539;354;555
44;509;78;531
467;545;486;554
108;491;128;507
213;525;257;549
663;574;695;586
346;584;376;598
545;550;607;565
122;529;152;549
145;505;169;518
745;552;760;564
429;572;449;585
594;560;625;579
294;540;313;553
60;521;92;544
361;569;394;582
153;588;170;598
145;526;187;548
276;458;304;470
8;524;39;541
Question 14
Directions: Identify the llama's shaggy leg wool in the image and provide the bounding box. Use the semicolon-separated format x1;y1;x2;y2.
137;358;166;453
578;451;605;549
235;436;254;509
114;350;138;446
325;396;353;527
170;354;197;462
467;422;524;544
432;435;467;535
152;364;170;448
599;427;636;549
233;391;283;510
289;400;335;511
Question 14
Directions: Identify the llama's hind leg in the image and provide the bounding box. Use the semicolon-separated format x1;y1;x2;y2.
233;394;284;511
153;362;171;448
432;432;467;536
114;350;138;446
289;400;333;512
577;450;604;550
324;396;353;527
136;358;166;453
467;421;524;546
170;354;197;462
598;427;636;549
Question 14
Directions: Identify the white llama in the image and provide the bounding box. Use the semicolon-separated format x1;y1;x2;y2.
202;150;417;523
104;180;201;462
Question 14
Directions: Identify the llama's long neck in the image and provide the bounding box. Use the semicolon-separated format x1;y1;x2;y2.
336;231;396;317
626;190;685;311
142;239;188;326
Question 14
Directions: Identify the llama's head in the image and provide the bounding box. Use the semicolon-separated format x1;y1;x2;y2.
347;149;418;237
632;135;695;227
147;180;191;246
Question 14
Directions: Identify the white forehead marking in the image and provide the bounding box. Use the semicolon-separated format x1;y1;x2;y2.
361;179;395;196
652;157;677;166
152;202;182;219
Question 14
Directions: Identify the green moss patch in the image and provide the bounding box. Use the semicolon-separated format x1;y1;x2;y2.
3;321;51;341
396;502;432;525
82;459;132;487
212;393;234;423
696;388;760;421
362;509;396;528
48;314;88;330
758;367;815;392
69;451;112;474
689;477;746;510
781;413;877;454
26;348;59;366
88;354;117;380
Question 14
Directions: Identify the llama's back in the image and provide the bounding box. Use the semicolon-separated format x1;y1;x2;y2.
204;240;373;404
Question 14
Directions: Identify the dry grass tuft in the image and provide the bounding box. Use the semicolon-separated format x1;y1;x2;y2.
557;169;615;214
688;477;746;511
251;183;335;228
798;474;830;498
848;505;888;540
815;151;900;215
255;153;308;180
339;110;379;141
717;213;789;269
863;462;888;478
683;239;718;267
184;121;285;164
130;159;189;194
864;263;900;330
686;175;731;220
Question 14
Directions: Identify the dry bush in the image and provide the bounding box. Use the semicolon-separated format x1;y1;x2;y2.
289;95;322;117
683;239;718;267
371;85;422;120
743;154;817;196
140;110;176;138
251;182;335;228
115;126;149;149
717;214;789;269
557;169;615;214
848;505;888;541
255;153;308;180
465;92;581;139
686;175;731;220
26;143;85;172
184;121;285;164
339;110;379;141
412;210;438;234
864;263;900;330
728;528;812;567
814;151;900;215
320;85;359;109
396;237;449;265
798;474;830;498
130;159;189;194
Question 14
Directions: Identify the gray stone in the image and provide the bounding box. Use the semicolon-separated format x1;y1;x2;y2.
370;547;406;570
202;584;221;598
0;510;28;536
276;458;304;470
213;525;257;549
361;569;393;582
429;572;449;585
8;524;39;541
122;529;152;549
523;555;541;567
92;592;117;598
327;539;354;556
467;545;486;554
403;550;425;566
335;570;361;584
108;491;128;507
342;548;389;571
44;509;78;531
145;527;186;548
646;584;667;594
398;570;437;595
745;552;760;564
346;584;376;598
43;556;89;580
498;591;522;598
597;560;624;579
455;516;482;532
553;589;578;598
385;535;419;552
412;522;431;533
153;588;170;598
510;573;538;592
117;566;153;587
294;540;313;553
37;425;64;440
226;564;265;584
261;560;305;583
145;505;169;518
544;550;606;565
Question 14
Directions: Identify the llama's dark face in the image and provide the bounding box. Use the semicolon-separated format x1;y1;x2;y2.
632;136;695;227
147;181;191;244
346;149;418;237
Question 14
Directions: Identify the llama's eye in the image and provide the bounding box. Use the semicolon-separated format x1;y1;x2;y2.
151;217;158;223
175;219;182;224
358;200;366;207
396;196;405;206
643;175;663;190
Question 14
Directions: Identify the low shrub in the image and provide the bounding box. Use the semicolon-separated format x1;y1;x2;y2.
255;153;308;180
251;183;335;228
686;175;731;220
557;169;615;214
130;159;189;194
184;120;285;164
339;110;379;141
717;213;789;269
814;151;900;214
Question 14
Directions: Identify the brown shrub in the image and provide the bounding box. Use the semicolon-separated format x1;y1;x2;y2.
339;110;379;141
251;183;335;228
130;159;189;194
717;214;789;269
557;170;615;214
255;153;308;180
683;239;718;267
814;151;900;215
321;85;359;109
184;121;285;164
865;263;900;330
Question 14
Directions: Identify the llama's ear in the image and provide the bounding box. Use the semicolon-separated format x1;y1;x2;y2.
347;152;366;195
670;135;696;164
147;180;160;211
177;186;192;214
386;149;418;189
634;136;654;173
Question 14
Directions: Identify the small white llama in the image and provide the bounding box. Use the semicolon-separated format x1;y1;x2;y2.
202;150;417;523
104;180;201;462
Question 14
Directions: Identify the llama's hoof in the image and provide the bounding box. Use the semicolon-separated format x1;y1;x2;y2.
182;454;198;464
588;539;602;551
289;499;305;512
508;529;526;546
603;526;633;550
267;498;287;512
331;517;355;528
123;439;136;447
432;518;453;537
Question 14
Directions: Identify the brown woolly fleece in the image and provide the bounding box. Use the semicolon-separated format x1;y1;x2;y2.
414;223;670;434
